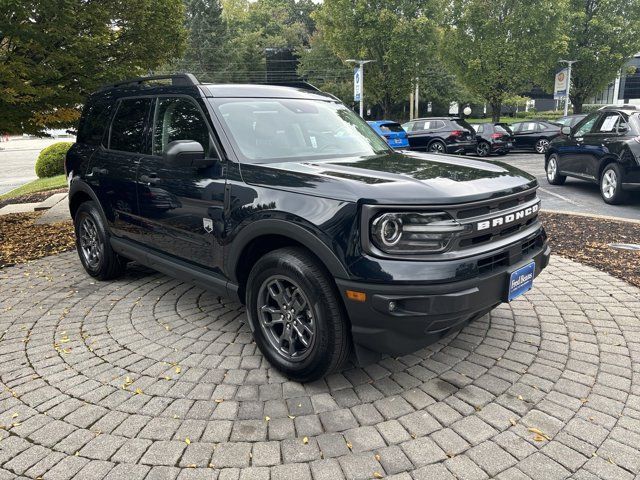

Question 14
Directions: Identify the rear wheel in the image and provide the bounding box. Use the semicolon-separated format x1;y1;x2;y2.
246;247;351;382
600;163;627;205
546;154;566;185
428;140;446;154
535;138;550;154
476;141;491;157
74;201;127;280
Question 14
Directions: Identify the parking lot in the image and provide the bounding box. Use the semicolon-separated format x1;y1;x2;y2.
494;152;640;222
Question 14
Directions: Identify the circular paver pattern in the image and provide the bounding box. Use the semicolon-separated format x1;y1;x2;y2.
1;252;640;480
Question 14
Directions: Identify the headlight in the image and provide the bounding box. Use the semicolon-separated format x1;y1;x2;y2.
370;211;467;254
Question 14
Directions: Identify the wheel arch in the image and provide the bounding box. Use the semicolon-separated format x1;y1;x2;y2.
227;219;350;303
597;155;620;181
68;180;107;222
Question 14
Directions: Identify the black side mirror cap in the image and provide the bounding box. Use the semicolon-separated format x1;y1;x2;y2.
164;140;208;167
561;126;571;136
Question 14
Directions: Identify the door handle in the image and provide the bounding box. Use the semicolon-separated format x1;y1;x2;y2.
92;167;108;175
140;174;161;185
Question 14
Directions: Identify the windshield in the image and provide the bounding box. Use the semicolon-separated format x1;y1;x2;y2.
211;98;390;163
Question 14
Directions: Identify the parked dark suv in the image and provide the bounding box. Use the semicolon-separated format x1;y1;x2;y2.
469;123;514;156
510;120;561;153
546;106;640;204
402;117;477;154
66;74;550;381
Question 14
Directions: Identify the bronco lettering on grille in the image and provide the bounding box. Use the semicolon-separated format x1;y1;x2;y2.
476;203;539;231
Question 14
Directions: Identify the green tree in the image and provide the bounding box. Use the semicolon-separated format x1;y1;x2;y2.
216;0;316;83
297;33;352;104
314;0;440;116
0;0;186;134
172;0;229;82
566;0;640;113
443;0;567;121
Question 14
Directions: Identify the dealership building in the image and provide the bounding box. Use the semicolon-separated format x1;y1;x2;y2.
590;53;640;106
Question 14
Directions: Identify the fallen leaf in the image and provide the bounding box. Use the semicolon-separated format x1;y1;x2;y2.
302;436;308;444
214;398;224;403
374;454;381;461
346;441;352;450
373;473;383;479
175;366;181;374
265;416;270;422
185;438;191;445
134;388;143;395
509;418;517;426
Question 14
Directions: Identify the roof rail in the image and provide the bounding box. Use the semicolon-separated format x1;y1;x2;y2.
598;104;640;110
260;81;321;92
99;74;200;91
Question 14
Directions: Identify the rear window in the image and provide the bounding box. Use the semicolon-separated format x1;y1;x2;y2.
379;123;404;133
496;123;513;134
449;118;474;131
495;125;510;134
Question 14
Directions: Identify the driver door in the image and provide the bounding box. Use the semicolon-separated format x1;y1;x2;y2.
136;95;226;269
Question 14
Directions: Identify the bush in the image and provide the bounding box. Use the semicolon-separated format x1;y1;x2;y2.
35;142;73;178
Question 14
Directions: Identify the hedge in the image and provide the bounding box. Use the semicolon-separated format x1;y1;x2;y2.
35;142;73;178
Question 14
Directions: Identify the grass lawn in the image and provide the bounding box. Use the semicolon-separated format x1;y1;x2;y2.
0;174;67;201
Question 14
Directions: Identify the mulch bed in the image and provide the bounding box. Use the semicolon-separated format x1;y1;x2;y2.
0;209;638;290
0;187;68;209
0;212;75;268
540;212;640;288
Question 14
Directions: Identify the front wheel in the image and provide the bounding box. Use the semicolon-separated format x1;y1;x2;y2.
476;141;491;157
246;247;351;382
600;163;627;205
74;201;127;280
546;154;566;185
535;138;550;154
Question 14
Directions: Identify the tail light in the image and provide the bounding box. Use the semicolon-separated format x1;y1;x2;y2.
451;130;463;137
490;133;502;139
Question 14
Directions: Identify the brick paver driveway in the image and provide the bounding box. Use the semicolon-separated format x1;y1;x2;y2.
1;252;640;480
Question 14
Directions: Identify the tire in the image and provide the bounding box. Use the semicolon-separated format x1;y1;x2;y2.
74;201;127;280
246;247;351;382
546;154;566;185
535;138;550;154
476;141;491;157
428;140;446;154
600;163;627;205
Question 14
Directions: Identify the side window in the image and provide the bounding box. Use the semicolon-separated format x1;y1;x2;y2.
594;113;621;133
419;121;430;131
78;99;112;146
109;98;151;153
432;120;446;130
511;123;522;133
475;124;484;133
538;123;548;131
523;122;538;132
574;114;599;137
153;97;213;156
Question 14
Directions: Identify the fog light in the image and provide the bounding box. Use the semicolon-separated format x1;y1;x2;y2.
388;301;397;312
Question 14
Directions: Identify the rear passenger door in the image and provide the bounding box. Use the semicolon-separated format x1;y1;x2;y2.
88;97;152;241
513;121;539;149
136;95;226;269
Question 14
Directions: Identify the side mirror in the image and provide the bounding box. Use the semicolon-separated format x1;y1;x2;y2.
164;140;214;167
561;126;571;136
618;125;629;134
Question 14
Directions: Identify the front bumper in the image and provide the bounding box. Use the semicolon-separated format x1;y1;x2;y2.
336;241;550;362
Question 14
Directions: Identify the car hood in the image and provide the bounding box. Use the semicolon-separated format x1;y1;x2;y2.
239;150;537;205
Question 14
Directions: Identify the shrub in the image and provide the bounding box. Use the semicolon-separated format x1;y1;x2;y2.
35;142;73;178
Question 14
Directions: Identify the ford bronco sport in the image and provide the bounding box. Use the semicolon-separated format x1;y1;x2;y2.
66;74;550;381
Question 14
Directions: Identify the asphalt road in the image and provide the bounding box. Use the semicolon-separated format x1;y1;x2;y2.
0;137;71;195
487;151;640;222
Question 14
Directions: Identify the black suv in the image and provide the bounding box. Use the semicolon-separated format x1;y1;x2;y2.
546;106;640;204
469;123;514;156
401;117;477;154
510;120;561;153
66;74;550;381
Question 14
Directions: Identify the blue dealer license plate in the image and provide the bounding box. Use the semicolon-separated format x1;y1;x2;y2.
508;262;535;301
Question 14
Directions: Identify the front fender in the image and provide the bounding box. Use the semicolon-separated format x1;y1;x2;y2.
224;217;351;284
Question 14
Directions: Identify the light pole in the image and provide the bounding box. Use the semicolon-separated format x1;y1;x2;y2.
559;59;577;116
346;59;374;117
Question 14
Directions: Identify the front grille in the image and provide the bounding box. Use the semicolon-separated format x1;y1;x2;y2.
477;251;509;275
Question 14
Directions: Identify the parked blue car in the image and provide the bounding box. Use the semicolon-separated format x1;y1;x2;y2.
367;120;409;149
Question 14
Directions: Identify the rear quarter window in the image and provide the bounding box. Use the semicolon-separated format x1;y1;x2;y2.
77;98;113;146
450;119;474;131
